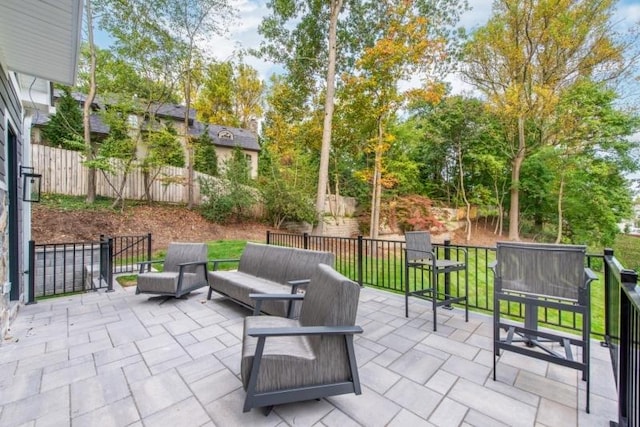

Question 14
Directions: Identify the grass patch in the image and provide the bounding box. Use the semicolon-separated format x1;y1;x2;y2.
147;240;250;272
116;274;138;287
612;234;640;272
39;194;126;211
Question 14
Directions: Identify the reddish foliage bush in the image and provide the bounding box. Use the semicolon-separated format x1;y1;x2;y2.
385;195;444;233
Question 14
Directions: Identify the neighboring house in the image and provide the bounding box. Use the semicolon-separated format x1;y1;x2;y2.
32;92;261;178
0;1;83;339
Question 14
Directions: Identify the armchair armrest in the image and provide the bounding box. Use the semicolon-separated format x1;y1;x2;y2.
249;293;305;316
489;260;497;275
138;259;164;273
247;325;363;338
176;260;209;293
288;279;310;293
585;268;598;285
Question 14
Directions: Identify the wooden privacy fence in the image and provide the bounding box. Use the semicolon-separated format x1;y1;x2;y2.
31;144;215;204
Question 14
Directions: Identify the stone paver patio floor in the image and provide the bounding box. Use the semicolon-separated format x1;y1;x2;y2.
0;283;617;426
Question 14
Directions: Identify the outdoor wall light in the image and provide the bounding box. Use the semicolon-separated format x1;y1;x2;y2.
20;166;42;202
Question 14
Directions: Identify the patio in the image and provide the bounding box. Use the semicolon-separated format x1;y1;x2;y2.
0;282;617;427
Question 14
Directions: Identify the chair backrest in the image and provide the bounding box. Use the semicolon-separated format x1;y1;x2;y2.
163;243;208;273
299;264;360;351
405;231;433;262
495;242;586;301
283;247;335;283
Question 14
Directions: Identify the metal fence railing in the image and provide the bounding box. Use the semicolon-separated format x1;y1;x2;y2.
27;233;152;301
268;230;639;427
266;231;606;336
603;252;639;427
107;233;152;274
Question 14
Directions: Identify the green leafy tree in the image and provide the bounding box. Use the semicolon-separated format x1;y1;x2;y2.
41;87;85;150
193;126;218;176
200;146;255;223
86;101;137;210
140;122;186;202
195;61;237;126
462;0;634;240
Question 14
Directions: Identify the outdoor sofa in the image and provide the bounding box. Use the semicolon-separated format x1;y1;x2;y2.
207;242;335;317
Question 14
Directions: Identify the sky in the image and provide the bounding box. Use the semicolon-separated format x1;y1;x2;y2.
194;0;640;94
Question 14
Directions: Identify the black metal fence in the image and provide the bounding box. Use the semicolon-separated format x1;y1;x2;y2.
27;233;151;301
603;252;639;427
107;233;152;274
266;231;605;336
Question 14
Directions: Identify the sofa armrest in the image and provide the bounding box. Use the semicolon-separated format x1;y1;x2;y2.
208;258;240;271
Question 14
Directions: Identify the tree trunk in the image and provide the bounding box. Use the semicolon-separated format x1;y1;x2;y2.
313;0;343;236
457;144;471;242
84;0;98;204
185;60;194;209
369;119;383;239
555;175;565;244
508;116;526;241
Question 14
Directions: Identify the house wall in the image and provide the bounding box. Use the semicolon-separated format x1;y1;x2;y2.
216;146;259;179
0;62;25;340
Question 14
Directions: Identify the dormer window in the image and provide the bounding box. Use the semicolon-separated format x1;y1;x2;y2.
218;129;234;140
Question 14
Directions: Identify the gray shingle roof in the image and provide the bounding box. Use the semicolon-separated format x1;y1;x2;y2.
43;91;259;151
190;122;260;152
32;112;110;135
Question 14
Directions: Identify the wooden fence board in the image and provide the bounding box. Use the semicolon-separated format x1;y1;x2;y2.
31;145;212;204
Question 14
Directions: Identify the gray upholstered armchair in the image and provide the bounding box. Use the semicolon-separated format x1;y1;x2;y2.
136;242;209;299
241;264;363;414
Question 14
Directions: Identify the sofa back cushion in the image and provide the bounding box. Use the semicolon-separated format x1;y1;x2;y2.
238;243;268;276
283;247;335;284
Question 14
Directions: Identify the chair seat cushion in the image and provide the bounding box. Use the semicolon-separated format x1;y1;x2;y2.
241;316;315;392
137;272;201;294
209;271;292;317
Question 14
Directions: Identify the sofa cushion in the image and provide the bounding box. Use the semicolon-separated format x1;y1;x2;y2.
208;271;292;317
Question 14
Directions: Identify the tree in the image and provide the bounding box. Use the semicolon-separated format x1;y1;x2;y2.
193;126;218;176
83;0;99;204
195;60;264;130
462;0;633;240
195;61;237;126
258;0;345;234
163;0;235;209
200;146;256;223
95;0;235;208
341;0;452;238
41;87;84;150
233;63;264;130
141;122;186;202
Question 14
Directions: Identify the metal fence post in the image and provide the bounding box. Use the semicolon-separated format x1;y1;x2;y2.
303;232;309;250
617;269;638;427
107;237;114;292
147;233;152;262
266;230;271;245
603;248;614;347
357;235;363;287
443;239;451;308
27;240;36;304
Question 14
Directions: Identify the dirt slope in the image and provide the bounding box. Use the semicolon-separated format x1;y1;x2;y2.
32;204;272;250
32;204;502;250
